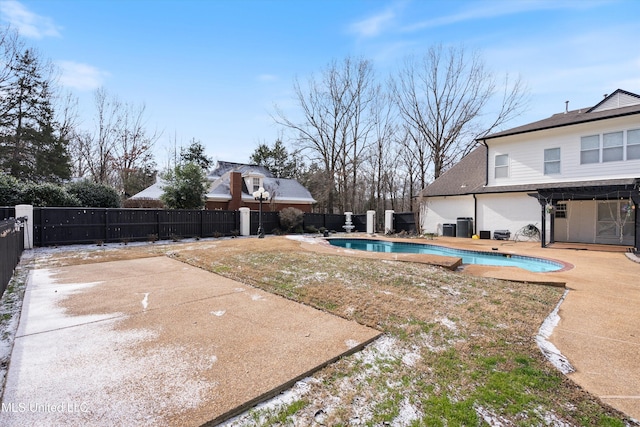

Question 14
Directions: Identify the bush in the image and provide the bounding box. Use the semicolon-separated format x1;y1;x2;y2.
22;182;81;207
0;173;25;206
278;207;304;233
67;180;121;208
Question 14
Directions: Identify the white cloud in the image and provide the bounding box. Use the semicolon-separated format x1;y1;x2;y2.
349;9;396;38
402;0;605;32
0;0;61;39
56;60;109;91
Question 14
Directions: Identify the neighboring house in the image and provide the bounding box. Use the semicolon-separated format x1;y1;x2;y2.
204;161;315;212
420;89;640;251
128;161;316;212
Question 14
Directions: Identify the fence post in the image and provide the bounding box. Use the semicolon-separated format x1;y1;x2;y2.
366;210;376;234
15;204;33;249
239;207;250;236
385;210;394;234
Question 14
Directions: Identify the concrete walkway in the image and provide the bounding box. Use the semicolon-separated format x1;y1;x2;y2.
0;256;381;426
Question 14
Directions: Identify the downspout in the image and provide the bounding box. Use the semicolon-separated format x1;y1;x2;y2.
473;193;477;236
481;140;489;187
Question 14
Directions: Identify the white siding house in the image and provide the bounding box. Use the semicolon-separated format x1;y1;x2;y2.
420;89;640;250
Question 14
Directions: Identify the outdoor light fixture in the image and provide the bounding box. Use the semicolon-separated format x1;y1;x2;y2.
253;186;270;238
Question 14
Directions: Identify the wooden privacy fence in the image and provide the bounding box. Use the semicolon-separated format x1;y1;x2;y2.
0;219;24;296
2;206;418;247
33;208;240;247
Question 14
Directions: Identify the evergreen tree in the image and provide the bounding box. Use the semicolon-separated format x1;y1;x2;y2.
180;139;212;170
160;162;208;209
0;48;71;182
249;139;297;178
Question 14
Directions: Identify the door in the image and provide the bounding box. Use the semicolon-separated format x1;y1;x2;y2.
596;200;635;245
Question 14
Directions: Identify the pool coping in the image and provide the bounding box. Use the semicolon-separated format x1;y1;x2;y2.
324;235;573;275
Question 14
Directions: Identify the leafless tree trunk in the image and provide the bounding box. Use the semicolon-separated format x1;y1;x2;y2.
274;56;377;213
73;88;158;194
391;44;528;180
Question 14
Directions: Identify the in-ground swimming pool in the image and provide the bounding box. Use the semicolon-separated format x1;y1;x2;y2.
328;238;564;272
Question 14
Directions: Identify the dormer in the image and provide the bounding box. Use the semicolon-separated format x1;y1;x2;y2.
243;172;265;194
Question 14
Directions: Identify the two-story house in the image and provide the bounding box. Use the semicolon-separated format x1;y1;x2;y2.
420;89;640;251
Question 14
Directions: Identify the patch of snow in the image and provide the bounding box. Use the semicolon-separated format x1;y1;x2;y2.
345;339;360;349
211;310;226;317
0;266;219;427
141;292;149;310
219;378;318;426
251;294;264;301
401;350;421;367
536;289;575;374
19;269;119;336
437;317;457;331
286;235;319;245
475;405;513;426
392;397;421;426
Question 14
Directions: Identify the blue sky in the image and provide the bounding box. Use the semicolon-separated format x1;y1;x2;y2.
1;0;639;167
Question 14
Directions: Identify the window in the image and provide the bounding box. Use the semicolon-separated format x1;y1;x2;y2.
494;154;509;178
555;202;567;219
544;148;560;175
252;177;260;192
603;131;623;162
628;129;640;160
580;135;599;164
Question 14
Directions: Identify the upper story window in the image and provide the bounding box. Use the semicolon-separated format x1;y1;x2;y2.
252;177;261;192
494;154;509;178
628;129;640;160
580;135;600;164
603;131;623;162
544;148;560;175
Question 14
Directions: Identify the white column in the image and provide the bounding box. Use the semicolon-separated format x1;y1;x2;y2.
15;204;33;249
384;210;394;234
366;210;376;234
239;207;250;236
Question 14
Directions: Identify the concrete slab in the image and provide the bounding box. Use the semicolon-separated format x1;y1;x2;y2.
0;256;381;426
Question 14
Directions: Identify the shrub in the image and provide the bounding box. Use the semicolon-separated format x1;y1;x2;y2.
0;173;25;206
67;180;121;208
278;207;304;233
21;182;81;207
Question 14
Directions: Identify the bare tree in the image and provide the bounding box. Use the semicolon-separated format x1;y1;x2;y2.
274;56;377;213
391;44;528;180
113;102;160;196
73;88;158;194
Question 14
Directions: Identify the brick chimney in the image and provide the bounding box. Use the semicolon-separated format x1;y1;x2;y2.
229;172;243;210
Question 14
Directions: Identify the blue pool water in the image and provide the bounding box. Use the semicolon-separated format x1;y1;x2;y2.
328;239;564;272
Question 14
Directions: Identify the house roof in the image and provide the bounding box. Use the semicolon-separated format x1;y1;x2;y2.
130;161;315;205
207;161;272;180
421;145;487;197
422;89;640;199
481;89;640;141
206;175;315;203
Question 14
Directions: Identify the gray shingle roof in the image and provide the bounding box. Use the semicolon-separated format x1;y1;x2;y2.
482;89;640;141
422;89;640;198
131;161;315;204
421;145;487;197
